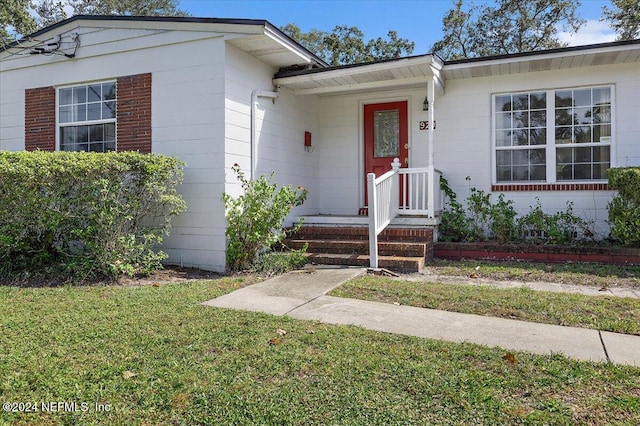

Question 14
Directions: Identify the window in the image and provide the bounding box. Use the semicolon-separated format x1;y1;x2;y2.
58;82;116;152
493;86;612;183
373;109;400;158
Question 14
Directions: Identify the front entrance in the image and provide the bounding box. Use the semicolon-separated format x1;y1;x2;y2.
363;101;409;206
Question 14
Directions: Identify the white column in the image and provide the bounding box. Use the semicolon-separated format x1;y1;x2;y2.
427;78;436;218
367;172;378;268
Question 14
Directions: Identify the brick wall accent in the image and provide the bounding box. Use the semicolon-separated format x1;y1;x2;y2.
24;86;56;151
116;73;152;153
492;183;609;192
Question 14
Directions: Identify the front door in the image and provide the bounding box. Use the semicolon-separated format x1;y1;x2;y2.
363;101;409;206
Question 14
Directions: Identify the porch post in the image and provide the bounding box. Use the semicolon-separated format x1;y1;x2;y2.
367;172;378;268
427;77;436;218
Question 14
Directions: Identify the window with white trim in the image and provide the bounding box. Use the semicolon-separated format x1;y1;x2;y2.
58;82;116;152
493;85;612;183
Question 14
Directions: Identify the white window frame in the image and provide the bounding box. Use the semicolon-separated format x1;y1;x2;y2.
492;85;615;185
56;80;117;152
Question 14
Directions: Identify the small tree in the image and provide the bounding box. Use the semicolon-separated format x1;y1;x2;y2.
223;165;308;271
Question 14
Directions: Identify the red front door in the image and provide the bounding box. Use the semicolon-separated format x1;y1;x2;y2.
363;101;409;206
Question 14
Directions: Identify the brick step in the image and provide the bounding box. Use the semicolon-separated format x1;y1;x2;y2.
306;253;425;273
286;239;426;258
290;226;433;243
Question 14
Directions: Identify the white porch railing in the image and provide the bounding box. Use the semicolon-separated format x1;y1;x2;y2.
367;158;442;269
398;167;443;216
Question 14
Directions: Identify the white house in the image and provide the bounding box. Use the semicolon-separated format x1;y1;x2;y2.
1;15;639;272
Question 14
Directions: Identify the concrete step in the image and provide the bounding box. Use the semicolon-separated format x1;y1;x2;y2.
286;239;427;258
306;253;425;273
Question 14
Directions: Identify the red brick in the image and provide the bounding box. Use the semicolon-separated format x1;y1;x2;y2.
460;250;489;259
548;253;580;263
117;73;152;153
25;86;55;151
433;249;461;259
580;254;614;263
612;255;640;265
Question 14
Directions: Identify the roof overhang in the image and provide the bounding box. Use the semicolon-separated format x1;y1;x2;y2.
0;15;328;69
273;54;445;96
443;40;640;80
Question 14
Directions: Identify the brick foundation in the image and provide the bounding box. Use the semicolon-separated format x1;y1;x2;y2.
435;242;640;265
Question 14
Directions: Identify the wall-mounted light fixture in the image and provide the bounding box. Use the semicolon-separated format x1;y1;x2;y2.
422;96;429;111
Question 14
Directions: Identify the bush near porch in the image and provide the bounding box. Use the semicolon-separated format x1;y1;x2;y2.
608;167;640;247
0;151;186;280
223;164;308;273
440;169;640;249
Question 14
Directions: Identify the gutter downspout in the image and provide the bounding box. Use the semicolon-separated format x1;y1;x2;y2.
250;90;279;180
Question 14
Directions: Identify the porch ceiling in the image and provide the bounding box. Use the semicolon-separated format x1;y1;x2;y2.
443;41;640;80
273;55;444;96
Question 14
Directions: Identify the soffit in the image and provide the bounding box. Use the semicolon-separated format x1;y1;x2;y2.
443;43;640;80
274;55;442;96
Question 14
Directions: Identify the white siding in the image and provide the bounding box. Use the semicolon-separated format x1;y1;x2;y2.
313;62;639;236
223;44;319;225
0;27;229;271
316;88;431;214
434;62;639;237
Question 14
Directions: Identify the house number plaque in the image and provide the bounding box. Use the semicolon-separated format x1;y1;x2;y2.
419;121;436;130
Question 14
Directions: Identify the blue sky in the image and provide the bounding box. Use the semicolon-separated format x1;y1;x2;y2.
180;0;617;53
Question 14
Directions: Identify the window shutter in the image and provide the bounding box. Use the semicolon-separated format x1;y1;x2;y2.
116;73;152;153
25;86;56;151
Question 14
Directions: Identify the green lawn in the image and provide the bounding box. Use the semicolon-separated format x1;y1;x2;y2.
331;276;640;335
427;259;640;288
1;278;639;425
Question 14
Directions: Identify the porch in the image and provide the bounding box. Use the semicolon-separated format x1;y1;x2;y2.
287;161;444;272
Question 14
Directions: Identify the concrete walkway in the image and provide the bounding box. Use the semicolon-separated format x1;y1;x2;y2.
202;266;640;366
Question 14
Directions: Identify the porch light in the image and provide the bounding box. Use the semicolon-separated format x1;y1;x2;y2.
422;96;429;111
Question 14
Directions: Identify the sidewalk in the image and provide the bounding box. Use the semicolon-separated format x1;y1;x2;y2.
202;265;640;366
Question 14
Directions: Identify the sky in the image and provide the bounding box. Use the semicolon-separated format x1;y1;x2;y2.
180;0;617;54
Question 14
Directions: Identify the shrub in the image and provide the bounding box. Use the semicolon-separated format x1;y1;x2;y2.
439;177;517;243
489;194;518;243
608;167;640;246
254;244;309;275
466;185;491;241
517;199;592;245
439;177;590;245
223;165;308;271
0;151;186;279
439;176;470;242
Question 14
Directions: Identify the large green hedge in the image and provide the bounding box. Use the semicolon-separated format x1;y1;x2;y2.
0;151;186;279
608;167;640;247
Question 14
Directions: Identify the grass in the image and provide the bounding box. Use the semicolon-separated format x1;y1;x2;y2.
331;276;640;336
427;259;640;288
1;277;639;424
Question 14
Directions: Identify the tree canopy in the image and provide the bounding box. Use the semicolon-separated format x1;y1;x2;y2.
281;23;415;66
69;0;188;17
602;0;640;41
1;0;37;40
1;0;188;42
432;0;584;60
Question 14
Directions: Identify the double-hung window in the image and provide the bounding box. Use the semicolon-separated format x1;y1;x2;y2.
58;81;116;152
493;85;612;184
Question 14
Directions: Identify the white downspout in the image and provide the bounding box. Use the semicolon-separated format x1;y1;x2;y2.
250;90;279;180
